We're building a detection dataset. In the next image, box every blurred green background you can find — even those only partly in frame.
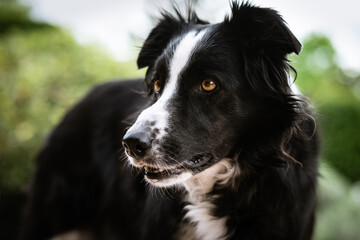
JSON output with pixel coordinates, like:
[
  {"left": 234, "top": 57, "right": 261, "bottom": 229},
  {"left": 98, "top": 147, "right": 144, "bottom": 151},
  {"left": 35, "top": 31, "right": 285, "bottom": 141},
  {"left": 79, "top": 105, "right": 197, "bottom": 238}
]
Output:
[{"left": 0, "top": 0, "right": 359, "bottom": 239}]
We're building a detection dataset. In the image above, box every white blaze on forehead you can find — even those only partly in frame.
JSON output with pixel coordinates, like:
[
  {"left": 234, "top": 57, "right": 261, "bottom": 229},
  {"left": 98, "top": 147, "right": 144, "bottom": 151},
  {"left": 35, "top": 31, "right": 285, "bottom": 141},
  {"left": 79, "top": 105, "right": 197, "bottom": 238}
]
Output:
[
  {"left": 127, "top": 29, "right": 208, "bottom": 140},
  {"left": 165, "top": 29, "right": 208, "bottom": 100}
]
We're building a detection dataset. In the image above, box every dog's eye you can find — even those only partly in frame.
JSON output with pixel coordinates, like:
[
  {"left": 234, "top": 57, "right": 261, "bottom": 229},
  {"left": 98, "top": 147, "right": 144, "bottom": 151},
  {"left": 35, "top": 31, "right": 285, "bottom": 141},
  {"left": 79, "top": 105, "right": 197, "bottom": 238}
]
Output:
[
  {"left": 201, "top": 79, "right": 216, "bottom": 92},
  {"left": 153, "top": 80, "right": 161, "bottom": 93}
]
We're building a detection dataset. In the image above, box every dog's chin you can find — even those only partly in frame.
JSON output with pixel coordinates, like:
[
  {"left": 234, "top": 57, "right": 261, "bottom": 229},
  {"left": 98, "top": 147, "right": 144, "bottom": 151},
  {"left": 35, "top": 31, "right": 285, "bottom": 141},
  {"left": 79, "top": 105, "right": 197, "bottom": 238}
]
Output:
[
  {"left": 145, "top": 170, "right": 193, "bottom": 187},
  {"left": 128, "top": 153, "right": 214, "bottom": 188}
]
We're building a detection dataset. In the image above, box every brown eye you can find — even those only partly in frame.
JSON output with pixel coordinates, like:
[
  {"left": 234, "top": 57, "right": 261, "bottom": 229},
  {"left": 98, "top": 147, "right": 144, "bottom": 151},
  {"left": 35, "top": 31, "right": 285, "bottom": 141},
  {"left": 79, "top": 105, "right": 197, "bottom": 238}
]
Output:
[
  {"left": 154, "top": 80, "right": 161, "bottom": 93},
  {"left": 201, "top": 79, "right": 216, "bottom": 92}
]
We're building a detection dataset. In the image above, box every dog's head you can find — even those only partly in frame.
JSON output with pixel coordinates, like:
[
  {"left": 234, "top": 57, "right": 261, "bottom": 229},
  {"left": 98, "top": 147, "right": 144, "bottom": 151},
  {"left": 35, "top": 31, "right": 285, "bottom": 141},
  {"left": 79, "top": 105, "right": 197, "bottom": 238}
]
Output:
[{"left": 122, "top": 2, "right": 301, "bottom": 187}]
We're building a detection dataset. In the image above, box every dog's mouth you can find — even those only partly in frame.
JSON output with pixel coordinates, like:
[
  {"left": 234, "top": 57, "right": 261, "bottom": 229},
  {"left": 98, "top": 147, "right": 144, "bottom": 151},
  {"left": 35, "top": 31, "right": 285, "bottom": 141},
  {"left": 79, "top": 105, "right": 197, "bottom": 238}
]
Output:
[{"left": 143, "top": 153, "right": 213, "bottom": 181}]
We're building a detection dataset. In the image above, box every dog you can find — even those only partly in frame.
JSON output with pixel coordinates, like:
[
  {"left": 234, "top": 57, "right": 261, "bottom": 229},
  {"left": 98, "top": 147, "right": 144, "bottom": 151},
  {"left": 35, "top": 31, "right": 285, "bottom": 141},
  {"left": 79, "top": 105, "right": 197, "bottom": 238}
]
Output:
[{"left": 21, "top": 2, "right": 319, "bottom": 240}]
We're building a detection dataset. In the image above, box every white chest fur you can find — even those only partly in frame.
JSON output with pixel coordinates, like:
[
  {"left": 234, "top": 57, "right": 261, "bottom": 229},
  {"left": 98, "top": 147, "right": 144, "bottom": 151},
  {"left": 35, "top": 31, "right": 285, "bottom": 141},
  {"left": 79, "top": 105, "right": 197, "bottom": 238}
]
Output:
[{"left": 179, "top": 159, "right": 240, "bottom": 240}]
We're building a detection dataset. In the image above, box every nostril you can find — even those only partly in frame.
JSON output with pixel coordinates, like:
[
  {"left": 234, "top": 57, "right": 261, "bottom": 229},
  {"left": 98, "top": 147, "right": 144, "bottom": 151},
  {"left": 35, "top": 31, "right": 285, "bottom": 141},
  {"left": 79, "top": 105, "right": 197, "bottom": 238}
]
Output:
[
  {"left": 122, "top": 142, "right": 131, "bottom": 155},
  {"left": 122, "top": 132, "right": 153, "bottom": 158},
  {"left": 135, "top": 144, "right": 145, "bottom": 153},
  {"left": 134, "top": 140, "right": 152, "bottom": 154}
]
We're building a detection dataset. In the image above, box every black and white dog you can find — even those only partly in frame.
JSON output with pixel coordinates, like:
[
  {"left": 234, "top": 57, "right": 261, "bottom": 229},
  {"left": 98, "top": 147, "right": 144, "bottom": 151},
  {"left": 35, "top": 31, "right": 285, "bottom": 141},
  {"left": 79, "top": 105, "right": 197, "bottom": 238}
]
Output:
[{"left": 22, "top": 2, "right": 319, "bottom": 240}]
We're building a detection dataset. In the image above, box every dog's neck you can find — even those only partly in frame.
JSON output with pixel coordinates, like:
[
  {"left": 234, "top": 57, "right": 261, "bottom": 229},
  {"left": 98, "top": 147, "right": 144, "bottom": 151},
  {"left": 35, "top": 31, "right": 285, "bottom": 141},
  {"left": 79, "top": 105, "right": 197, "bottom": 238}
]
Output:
[
  {"left": 180, "top": 159, "right": 240, "bottom": 240},
  {"left": 184, "top": 158, "right": 240, "bottom": 197}
]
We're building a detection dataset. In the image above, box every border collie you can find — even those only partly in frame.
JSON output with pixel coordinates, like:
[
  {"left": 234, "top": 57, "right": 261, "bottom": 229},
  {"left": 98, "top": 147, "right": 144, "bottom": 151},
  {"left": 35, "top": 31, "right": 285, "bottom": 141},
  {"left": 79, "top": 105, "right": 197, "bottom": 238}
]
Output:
[{"left": 22, "top": 2, "right": 319, "bottom": 240}]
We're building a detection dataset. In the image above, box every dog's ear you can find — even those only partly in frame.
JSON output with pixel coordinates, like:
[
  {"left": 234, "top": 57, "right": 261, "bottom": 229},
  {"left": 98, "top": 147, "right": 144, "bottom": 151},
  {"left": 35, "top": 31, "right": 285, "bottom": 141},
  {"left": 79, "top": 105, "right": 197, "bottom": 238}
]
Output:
[
  {"left": 224, "top": 2, "right": 301, "bottom": 56},
  {"left": 223, "top": 2, "right": 301, "bottom": 99},
  {"left": 137, "top": 13, "right": 183, "bottom": 69},
  {"left": 137, "top": 9, "right": 208, "bottom": 69}
]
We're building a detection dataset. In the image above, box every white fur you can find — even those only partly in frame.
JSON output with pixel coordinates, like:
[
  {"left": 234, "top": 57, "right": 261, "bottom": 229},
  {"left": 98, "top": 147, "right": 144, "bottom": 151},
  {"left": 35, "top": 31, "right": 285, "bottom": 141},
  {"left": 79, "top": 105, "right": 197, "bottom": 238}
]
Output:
[
  {"left": 146, "top": 171, "right": 193, "bottom": 187},
  {"left": 127, "top": 30, "right": 207, "bottom": 142},
  {"left": 182, "top": 159, "right": 240, "bottom": 240}
]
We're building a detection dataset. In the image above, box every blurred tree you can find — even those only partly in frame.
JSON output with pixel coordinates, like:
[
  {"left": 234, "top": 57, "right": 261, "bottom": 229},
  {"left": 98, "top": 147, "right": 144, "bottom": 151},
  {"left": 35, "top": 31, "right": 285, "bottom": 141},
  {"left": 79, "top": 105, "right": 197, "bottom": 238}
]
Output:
[
  {"left": 291, "top": 34, "right": 360, "bottom": 183},
  {"left": 0, "top": 0, "right": 53, "bottom": 33},
  {"left": 314, "top": 162, "right": 360, "bottom": 240},
  {"left": 0, "top": 28, "right": 141, "bottom": 189},
  {"left": 0, "top": 1, "right": 142, "bottom": 238}
]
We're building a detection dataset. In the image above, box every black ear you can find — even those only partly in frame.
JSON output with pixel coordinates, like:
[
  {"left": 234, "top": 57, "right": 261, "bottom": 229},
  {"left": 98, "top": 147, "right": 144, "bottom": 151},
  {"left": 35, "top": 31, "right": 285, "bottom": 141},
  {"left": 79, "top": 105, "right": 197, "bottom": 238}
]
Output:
[
  {"left": 225, "top": 2, "right": 301, "bottom": 56},
  {"left": 222, "top": 2, "right": 302, "bottom": 99},
  {"left": 137, "top": 9, "right": 208, "bottom": 69}
]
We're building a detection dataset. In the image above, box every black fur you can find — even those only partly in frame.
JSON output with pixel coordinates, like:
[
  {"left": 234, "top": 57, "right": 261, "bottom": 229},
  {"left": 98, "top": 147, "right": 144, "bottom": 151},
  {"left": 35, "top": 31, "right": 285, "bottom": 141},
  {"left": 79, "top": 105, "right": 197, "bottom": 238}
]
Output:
[{"left": 22, "top": 2, "right": 319, "bottom": 240}]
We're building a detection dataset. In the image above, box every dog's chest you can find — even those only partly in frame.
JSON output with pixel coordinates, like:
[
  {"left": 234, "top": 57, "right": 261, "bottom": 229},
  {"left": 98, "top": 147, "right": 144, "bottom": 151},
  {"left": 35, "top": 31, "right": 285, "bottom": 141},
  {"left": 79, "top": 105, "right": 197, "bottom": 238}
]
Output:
[
  {"left": 173, "top": 200, "right": 228, "bottom": 240},
  {"left": 173, "top": 160, "right": 238, "bottom": 240},
  {"left": 181, "top": 200, "right": 228, "bottom": 240}
]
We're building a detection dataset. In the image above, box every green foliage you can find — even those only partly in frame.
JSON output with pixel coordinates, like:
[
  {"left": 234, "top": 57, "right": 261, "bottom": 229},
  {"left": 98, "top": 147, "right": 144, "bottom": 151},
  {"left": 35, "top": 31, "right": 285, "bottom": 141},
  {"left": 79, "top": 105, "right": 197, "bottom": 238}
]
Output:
[
  {"left": 314, "top": 163, "right": 360, "bottom": 240},
  {"left": 320, "top": 104, "right": 360, "bottom": 182},
  {"left": 293, "top": 35, "right": 360, "bottom": 104},
  {"left": 0, "top": 27, "right": 142, "bottom": 190},
  {"left": 0, "top": 0, "right": 53, "bottom": 33},
  {"left": 0, "top": 17, "right": 143, "bottom": 236},
  {"left": 315, "top": 162, "right": 360, "bottom": 240},
  {"left": 291, "top": 34, "right": 360, "bottom": 182}
]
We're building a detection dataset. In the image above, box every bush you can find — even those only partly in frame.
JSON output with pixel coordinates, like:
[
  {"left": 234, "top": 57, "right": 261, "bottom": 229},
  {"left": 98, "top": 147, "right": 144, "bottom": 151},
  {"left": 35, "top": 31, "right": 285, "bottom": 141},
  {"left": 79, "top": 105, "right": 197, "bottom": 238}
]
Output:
[
  {"left": 0, "top": 27, "right": 142, "bottom": 190},
  {"left": 292, "top": 34, "right": 360, "bottom": 182}
]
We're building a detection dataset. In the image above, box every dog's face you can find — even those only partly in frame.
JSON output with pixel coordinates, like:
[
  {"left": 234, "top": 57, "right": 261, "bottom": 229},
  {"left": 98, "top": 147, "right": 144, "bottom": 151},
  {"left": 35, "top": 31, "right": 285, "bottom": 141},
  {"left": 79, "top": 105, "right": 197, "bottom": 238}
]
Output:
[{"left": 122, "top": 2, "right": 301, "bottom": 187}]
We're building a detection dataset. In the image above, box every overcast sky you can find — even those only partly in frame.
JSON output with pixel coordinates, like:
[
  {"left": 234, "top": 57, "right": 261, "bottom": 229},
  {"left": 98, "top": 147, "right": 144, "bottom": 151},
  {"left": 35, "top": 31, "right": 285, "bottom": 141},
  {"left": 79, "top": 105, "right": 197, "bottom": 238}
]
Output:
[{"left": 22, "top": 0, "right": 360, "bottom": 71}]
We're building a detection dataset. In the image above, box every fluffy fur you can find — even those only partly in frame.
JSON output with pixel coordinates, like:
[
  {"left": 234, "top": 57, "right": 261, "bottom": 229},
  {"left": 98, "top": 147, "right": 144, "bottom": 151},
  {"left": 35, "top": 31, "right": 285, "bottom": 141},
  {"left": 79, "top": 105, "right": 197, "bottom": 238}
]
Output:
[{"left": 22, "top": 2, "right": 319, "bottom": 240}]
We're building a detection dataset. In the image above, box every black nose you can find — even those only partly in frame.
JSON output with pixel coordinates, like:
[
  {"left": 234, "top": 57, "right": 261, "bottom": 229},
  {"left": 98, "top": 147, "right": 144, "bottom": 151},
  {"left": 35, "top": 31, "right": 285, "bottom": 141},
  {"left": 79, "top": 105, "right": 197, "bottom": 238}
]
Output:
[{"left": 122, "top": 132, "right": 152, "bottom": 158}]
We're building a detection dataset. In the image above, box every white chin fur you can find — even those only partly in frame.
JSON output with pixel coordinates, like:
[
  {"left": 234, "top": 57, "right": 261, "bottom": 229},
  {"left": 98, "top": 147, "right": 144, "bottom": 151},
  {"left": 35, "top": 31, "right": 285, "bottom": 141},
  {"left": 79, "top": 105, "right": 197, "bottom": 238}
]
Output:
[{"left": 145, "top": 171, "right": 193, "bottom": 187}]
